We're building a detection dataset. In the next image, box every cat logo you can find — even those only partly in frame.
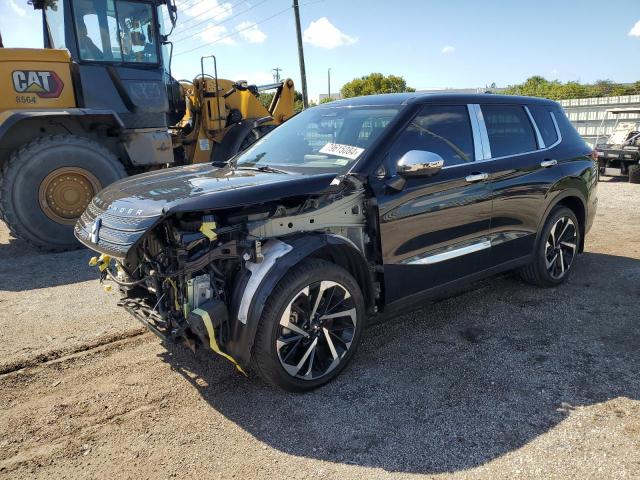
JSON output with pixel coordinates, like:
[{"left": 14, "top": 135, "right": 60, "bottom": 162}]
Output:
[{"left": 12, "top": 70, "right": 64, "bottom": 98}]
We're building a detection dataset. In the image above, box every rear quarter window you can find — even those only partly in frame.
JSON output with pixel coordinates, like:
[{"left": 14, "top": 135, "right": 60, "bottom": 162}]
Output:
[
  {"left": 553, "top": 107, "right": 590, "bottom": 151},
  {"left": 481, "top": 104, "right": 537, "bottom": 157},
  {"left": 528, "top": 105, "right": 558, "bottom": 146}
]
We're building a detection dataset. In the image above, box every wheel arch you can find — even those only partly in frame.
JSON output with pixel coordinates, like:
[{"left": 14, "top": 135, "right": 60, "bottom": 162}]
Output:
[
  {"left": 538, "top": 189, "right": 587, "bottom": 253},
  {"left": 0, "top": 109, "right": 127, "bottom": 168},
  {"left": 226, "top": 233, "right": 375, "bottom": 369}
]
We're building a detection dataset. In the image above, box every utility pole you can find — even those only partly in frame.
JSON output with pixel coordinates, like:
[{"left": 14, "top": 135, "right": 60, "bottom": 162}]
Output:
[
  {"left": 292, "top": 0, "right": 308, "bottom": 108},
  {"left": 272, "top": 67, "right": 282, "bottom": 83},
  {"left": 327, "top": 68, "right": 331, "bottom": 99}
]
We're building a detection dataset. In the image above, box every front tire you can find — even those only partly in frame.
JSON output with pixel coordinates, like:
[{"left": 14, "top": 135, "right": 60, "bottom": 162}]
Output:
[
  {"left": 252, "top": 259, "right": 365, "bottom": 392},
  {"left": 519, "top": 206, "right": 581, "bottom": 287},
  {"left": 0, "top": 135, "right": 127, "bottom": 251}
]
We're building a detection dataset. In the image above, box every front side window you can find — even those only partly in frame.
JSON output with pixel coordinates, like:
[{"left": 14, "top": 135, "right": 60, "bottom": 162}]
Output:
[
  {"left": 235, "top": 106, "right": 401, "bottom": 174},
  {"left": 389, "top": 105, "right": 475, "bottom": 167},
  {"left": 73, "top": 0, "right": 158, "bottom": 63},
  {"left": 528, "top": 105, "right": 558, "bottom": 146},
  {"left": 482, "top": 105, "right": 537, "bottom": 157}
]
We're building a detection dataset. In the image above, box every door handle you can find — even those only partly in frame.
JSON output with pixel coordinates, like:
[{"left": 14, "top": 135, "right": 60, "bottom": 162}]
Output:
[
  {"left": 540, "top": 159, "right": 558, "bottom": 168},
  {"left": 465, "top": 172, "right": 489, "bottom": 182}
]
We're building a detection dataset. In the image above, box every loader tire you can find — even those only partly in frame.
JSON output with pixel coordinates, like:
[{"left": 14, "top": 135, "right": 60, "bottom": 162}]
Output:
[
  {"left": 0, "top": 135, "right": 127, "bottom": 251},
  {"left": 238, "top": 125, "right": 277, "bottom": 152},
  {"left": 628, "top": 164, "right": 640, "bottom": 184}
]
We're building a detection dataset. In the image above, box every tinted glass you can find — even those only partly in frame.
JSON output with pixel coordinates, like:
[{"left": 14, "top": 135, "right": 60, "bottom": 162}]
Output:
[
  {"left": 73, "top": 0, "right": 121, "bottom": 61},
  {"left": 389, "top": 105, "right": 475, "bottom": 166},
  {"left": 482, "top": 105, "right": 537, "bottom": 157},
  {"left": 117, "top": 1, "right": 158, "bottom": 63},
  {"left": 528, "top": 105, "right": 558, "bottom": 146},
  {"left": 73, "top": 0, "right": 158, "bottom": 63},
  {"left": 553, "top": 107, "right": 590, "bottom": 149}
]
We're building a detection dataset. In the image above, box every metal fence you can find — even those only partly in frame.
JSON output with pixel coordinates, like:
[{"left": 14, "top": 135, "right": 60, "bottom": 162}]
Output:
[{"left": 559, "top": 95, "right": 640, "bottom": 147}]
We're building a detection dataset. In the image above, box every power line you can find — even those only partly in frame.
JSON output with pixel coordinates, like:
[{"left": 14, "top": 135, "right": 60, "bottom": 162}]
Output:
[
  {"left": 172, "top": 0, "right": 270, "bottom": 43},
  {"left": 176, "top": 0, "right": 252, "bottom": 35},
  {"left": 174, "top": 5, "right": 291, "bottom": 57},
  {"left": 175, "top": 0, "right": 241, "bottom": 18}
]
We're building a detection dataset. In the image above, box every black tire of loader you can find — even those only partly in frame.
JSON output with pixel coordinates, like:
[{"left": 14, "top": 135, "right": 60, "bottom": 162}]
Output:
[
  {"left": 628, "top": 164, "right": 640, "bottom": 184},
  {"left": 0, "top": 135, "right": 127, "bottom": 251},
  {"left": 238, "top": 125, "right": 277, "bottom": 152}
]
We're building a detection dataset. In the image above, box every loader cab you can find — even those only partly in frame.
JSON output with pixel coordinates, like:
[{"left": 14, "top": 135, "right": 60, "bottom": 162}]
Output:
[{"left": 37, "top": 0, "right": 176, "bottom": 128}]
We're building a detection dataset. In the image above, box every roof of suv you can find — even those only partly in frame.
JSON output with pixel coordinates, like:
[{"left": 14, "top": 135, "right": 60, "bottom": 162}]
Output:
[{"left": 325, "top": 92, "right": 558, "bottom": 107}]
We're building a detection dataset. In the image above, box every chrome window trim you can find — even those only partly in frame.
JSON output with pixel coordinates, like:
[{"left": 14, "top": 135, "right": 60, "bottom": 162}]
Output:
[
  {"left": 549, "top": 111, "right": 563, "bottom": 148},
  {"left": 437, "top": 104, "right": 564, "bottom": 171},
  {"left": 403, "top": 239, "right": 491, "bottom": 265},
  {"left": 475, "top": 105, "right": 492, "bottom": 159},
  {"left": 524, "top": 105, "right": 546, "bottom": 149},
  {"left": 467, "top": 104, "right": 485, "bottom": 162}
]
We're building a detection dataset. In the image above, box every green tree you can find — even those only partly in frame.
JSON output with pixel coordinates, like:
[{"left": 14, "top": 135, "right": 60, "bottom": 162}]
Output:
[
  {"left": 261, "top": 90, "right": 309, "bottom": 113},
  {"left": 320, "top": 97, "right": 335, "bottom": 104},
  {"left": 340, "top": 73, "right": 415, "bottom": 98},
  {"left": 503, "top": 76, "right": 640, "bottom": 100},
  {"left": 258, "top": 92, "right": 274, "bottom": 110}
]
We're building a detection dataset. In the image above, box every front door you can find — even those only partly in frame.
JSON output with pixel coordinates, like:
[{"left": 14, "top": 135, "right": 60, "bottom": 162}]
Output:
[{"left": 374, "top": 104, "right": 493, "bottom": 304}]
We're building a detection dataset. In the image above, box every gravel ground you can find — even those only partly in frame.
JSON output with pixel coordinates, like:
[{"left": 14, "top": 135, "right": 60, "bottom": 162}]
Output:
[{"left": 0, "top": 177, "right": 639, "bottom": 479}]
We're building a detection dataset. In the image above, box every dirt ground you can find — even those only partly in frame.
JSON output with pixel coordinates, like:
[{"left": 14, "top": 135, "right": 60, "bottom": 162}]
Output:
[{"left": 1, "top": 176, "right": 639, "bottom": 480}]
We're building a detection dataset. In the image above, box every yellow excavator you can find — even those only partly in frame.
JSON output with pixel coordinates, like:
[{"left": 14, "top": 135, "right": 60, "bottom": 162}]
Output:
[{"left": 0, "top": 0, "right": 295, "bottom": 250}]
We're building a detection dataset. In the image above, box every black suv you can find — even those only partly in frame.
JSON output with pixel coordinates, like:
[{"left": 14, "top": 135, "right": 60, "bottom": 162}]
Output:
[{"left": 76, "top": 93, "right": 598, "bottom": 391}]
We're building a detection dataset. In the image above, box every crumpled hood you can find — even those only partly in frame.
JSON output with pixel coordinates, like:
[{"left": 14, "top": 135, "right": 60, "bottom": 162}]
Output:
[
  {"left": 75, "top": 163, "right": 338, "bottom": 257},
  {"left": 93, "top": 163, "right": 338, "bottom": 216}
]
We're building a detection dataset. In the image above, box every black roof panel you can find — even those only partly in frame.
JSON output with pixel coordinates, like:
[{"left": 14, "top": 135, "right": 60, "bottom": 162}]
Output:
[{"left": 323, "top": 92, "right": 558, "bottom": 108}]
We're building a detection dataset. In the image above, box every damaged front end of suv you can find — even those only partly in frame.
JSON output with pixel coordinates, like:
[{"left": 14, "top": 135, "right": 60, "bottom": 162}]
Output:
[{"left": 75, "top": 100, "right": 399, "bottom": 390}]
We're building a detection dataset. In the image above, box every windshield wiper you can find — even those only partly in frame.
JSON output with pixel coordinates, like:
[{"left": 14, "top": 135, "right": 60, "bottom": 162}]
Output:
[{"left": 236, "top": 165, "right": 289, "bottom": 174}]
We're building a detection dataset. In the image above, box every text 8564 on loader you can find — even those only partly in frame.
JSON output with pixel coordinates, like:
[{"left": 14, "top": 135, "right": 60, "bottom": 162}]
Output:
[{"left": 0, "top": 0, "right": 295, "bottom": 251}]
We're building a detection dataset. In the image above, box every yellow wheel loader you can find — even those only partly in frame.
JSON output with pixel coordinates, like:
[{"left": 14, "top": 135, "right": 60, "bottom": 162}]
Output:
[{"left": 0, "top": 0, "right": 295, "bottom": 251}]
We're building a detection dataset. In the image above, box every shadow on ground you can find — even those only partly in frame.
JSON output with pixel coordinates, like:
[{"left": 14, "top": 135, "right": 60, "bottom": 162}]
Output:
[
  {"left": 0, "top": 238, "right": 96, "bottom": 291},
  {"left": 158, "top": 251, "right": 640, "bottom": 474}
]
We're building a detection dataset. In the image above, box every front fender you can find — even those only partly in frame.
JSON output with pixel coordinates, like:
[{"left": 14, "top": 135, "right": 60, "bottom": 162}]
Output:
[
  {"left": 225, "top": 233, "right": 370, "bottom": 369},
  {"left": 0, "top": 108, "right": 124, "bottom": 141}
]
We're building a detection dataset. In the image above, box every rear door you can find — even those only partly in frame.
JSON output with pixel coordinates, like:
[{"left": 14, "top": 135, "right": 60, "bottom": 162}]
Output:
[
  {"left": 374, "top": 104, "right": 493, "bottom": 304},
  {"left": 477, "top": 103, "right": 564, "bottom": 265}
]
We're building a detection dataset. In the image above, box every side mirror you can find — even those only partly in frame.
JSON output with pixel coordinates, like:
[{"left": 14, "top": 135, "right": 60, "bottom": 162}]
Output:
[{"left": 397, "top": 150, "right": 445, "bottom": 177}]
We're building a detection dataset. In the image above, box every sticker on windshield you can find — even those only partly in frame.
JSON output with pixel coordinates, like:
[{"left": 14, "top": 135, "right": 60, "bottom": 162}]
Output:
[{"left": 319, "top": 143, "right": 364, "bottom": 160}]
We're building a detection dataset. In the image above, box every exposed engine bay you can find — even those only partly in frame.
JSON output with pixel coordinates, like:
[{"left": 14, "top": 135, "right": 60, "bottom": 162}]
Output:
[{"left": 84, "top": 175, "right": 375, "bottom": 371}]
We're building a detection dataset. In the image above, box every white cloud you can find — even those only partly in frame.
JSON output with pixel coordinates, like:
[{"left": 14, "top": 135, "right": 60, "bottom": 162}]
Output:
[
  {"left": 199, "top": 25, "right": 236, "bottom": 45},
  {"left": 176, "top": 0, "right": 233, "bottom": 20},
  {"left": 8, "top": 0, "right": 27, "bottom": 16},
  {"left": 441, "top": 45, "right": 455, "bottom": 54},
  {"left": 231, "top": 70, "right": 274, "bottom": 85},
  {"left": 629, "top": 20, "right": 640, "bottom": 37},
  {"left": 303, "top": 17, "right": 357, "bottom": 49},
  {"left": 237, "top": 21, "right": 267, "bottom": 44}
]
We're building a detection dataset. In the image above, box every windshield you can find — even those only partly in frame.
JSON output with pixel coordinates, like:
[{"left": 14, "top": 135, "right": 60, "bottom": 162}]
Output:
[{"left": 235, "top": 105, "right": 401, "bottom": 174}]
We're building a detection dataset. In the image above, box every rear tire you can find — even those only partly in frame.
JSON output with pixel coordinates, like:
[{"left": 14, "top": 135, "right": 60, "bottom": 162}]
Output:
[
  {"left": 628, "top": 164, "right": 640, "bottom": 184},
  {"left": 252, "top": 258, "right": 365, "bottom": 392},
  {"left": 519, "top": 206, "right": 581, "bottom": 287},
  {"left": 0, "top": 135, "right": 127, "bottom": 251}
]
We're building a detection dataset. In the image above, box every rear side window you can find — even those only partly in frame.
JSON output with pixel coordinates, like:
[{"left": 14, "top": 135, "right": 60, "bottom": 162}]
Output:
[
  {"left": 528, "top": 105, "right": 558, "bottom": 146},
  {"left": 481, "top": 105, "right": 537, "bottom": 157},
  {"left": 553, "top": 108, "right": 590, "bottom": 150},
  {"left": 389, "top": 105, "right": 475, "bottom": 166}
]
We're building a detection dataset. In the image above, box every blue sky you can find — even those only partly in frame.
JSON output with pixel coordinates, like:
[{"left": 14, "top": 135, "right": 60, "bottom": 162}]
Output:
[{"left": 1, "top": 0, "right": 639, "bottom": 101}]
